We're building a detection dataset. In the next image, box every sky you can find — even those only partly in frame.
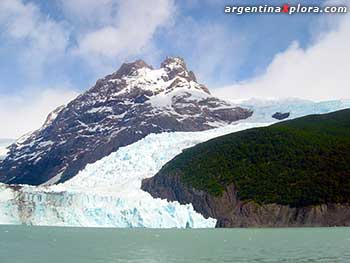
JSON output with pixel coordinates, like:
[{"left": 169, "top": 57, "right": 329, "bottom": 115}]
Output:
[{"left": 0, "top": 0, "right": 349, "bottom": 138}]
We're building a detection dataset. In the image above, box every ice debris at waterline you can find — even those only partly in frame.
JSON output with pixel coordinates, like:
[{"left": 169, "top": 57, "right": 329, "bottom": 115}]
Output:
[{"left": 0, "top": 122, "right": 270, "bottom": 228}]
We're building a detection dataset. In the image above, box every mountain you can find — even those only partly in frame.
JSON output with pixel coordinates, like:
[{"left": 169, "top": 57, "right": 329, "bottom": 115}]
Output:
[
  {"left": 1, "top": 102, "right": 349, "bottom": 228},
  {"left": 142, "top": 109, "right": 350, "bottom": 227},
  {"left": 0, "top": 57, "right": 252, "bottom": 186}
]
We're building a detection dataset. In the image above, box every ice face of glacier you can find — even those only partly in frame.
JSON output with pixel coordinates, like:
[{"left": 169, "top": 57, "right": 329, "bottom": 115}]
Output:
[
  {"left": 0, "top": 122, "right": 270, "bottom": 228},
  {"left": 0, "top": 185, "right": 20, "bottom": 224}
]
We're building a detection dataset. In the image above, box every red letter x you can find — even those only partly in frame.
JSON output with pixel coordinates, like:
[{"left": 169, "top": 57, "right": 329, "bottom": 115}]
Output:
[{"left": 282, "top": 4, "right": 289, "bottom": 13}]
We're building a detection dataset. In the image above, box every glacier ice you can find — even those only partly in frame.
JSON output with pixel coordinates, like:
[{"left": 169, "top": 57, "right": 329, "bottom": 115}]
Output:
[
  {"left": 0, "top": 122, "right": 270, "bottom": 228},
  {"left": 240, "top": 98, "right": 350, "bottom": 123},
  {"left": 0, "top": 98, "right": 349, "bottom": 228}
]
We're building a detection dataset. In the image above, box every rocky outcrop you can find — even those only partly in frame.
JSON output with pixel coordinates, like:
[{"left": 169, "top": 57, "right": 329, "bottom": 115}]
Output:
[
  {"left": 272, "top": 112, "right": 290, "bottom": 120},
  {"left": 142, "top": 173, "right": 350, "bottom": 227},
  {"left": 0, "top": 57, "right": 252, "bottom": 186}
]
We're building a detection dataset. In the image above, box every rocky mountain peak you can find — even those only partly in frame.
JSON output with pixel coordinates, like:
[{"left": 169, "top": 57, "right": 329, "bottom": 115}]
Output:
[
  {"left": 161, "top": 56, "right": 186, "bottom": 69},
  {"left": 42, "top": 105, "right": 65, "bottom": 128},
  {"left": 160, "top": 56, "right": 197, "bottom": 82},
  {"left": 110, "top": 59, "right": 153, "bottom": 79}
]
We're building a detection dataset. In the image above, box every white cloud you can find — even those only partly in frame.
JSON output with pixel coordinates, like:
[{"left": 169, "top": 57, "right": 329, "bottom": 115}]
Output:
[
  {"left": 162, "top": 14, "right": 247, "bottom": 87},
  {"left": 0, "top": 0, "right": 176, "bottom": 139},
  {"left": 0, "top": 0, "right": 176, "bottom": 78},
  {"left": 59, "top": 0, "right": 117, "bottom": 27},
  {"left": 0, "top": 0, "right": 78, "bottom": 139},
  {"left": 185, "top": 22, "right": 245, "bottom": 86},
  {"left": 213, "top": 15, "right": 350, "bottom": 102},
  {"left": 0, "top": 0, "right": 70, "bottom": 78},
  {"left": 0, "top": 89, "right": 78, "bottom": 139},
  {"left": 73, "top": 0, "right": 175, "bottom": 66}
]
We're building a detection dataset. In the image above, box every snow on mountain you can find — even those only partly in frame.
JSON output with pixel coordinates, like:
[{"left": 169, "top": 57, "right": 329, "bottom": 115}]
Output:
[
  {"left": 0, "top": 148, "right": 8, "bottom": 161},
  {"left": 0, "top": 122, "right": 270, "bottom": 228},
  {"left": 0, "top": 57, "right": 252, "bottom": 186},
  {"left": 0, "top": 139, "right": 14, "bottom": 161}
]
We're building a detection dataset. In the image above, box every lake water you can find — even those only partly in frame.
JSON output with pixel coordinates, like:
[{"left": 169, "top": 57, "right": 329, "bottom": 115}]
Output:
[{"left": 1, "top": 226, "right": 350, "bottom": 263}]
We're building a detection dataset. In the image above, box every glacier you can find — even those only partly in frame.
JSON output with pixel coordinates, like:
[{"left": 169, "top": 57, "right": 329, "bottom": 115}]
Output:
[
  {"left": 239, "top": 98, "right": 350, "bottom": 122},
  {"left": 0, "top": 99, "right": 349, "bottom": 228},
  {"left": 0, "top": 122, "right": 270, "bottom": 228}
]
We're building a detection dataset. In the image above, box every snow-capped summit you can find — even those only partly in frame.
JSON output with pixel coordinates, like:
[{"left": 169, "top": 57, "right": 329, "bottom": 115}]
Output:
[
  {"left": 0, "top": 57, "right": 252, "bottom": 186},
  {"left": 105, "top": 59, "right": 153, "bottom": 81},
  {"left": 160, "top": 57, "right": 199, "bottom": 84}
]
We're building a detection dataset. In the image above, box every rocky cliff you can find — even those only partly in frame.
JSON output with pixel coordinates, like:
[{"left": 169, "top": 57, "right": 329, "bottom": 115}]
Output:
[{"left": 142, "top": 173, "right": 350, "bottom": 227}]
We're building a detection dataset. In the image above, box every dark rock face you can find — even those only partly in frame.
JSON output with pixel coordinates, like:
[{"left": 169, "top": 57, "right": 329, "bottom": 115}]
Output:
[
  {"left": 272, "top": 112, "right": 290, "bottom": 120},
  {"left": 0, "top": 57, "right": 252, "bottom": 185},
  {"left": 142, "top": 173, "right": 350, "bottom": 227}
]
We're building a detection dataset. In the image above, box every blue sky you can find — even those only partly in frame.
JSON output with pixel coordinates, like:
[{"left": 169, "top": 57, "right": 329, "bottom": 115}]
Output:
[
  {"left": 0, "top": 0, "right": 349, "bottom": 137},
  {"left": 0, "top": 0, "right": 333, "bottom": 92}
]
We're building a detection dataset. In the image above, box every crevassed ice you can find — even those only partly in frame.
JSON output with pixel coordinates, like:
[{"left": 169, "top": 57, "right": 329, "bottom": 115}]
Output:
[{"left": 0, "top": 122, "right": 270, "bottom": 228}]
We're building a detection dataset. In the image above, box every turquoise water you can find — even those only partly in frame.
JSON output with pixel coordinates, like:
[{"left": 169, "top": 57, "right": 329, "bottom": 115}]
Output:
[{"left": 1, "top": 226, "right": 350, "bottom": 262}]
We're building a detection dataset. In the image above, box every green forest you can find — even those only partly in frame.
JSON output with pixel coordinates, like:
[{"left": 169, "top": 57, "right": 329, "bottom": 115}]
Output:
[{"left": 160, "top": 109, "right": 350, "bottom": 207}]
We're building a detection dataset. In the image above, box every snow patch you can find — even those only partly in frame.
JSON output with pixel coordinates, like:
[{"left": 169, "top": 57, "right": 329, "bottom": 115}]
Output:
[
  {"left": 0, "top": 147, "right": 9, "bottom": 161},
  {"left": 0, "top": 140, "right": 13, "bottom": 161},
  {"left": 148, "top": 87, "right": 211, "bottom": 109},
  {"left": 87, "top": 106, "right": 113, "bottom": 114}
]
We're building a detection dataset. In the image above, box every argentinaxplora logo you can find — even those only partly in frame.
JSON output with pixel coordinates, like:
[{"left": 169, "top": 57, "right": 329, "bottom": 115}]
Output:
[{"left": 225, "top": 3, "right": 348, "bottom": 15}]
